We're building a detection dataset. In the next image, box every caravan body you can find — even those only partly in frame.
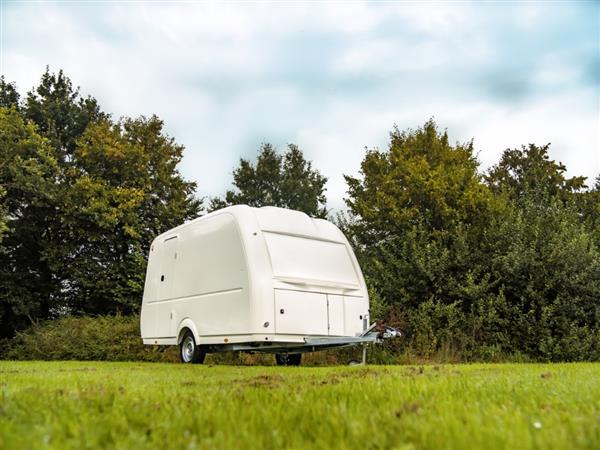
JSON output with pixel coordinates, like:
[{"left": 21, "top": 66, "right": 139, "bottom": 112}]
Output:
[{"left": 140, "top": 205, "right": 370, "bottom": 357}]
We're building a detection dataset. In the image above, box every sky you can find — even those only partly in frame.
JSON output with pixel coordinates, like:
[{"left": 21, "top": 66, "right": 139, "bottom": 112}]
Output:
[{"left": 2, "top": 1, "right": 599, "bottom": 211}]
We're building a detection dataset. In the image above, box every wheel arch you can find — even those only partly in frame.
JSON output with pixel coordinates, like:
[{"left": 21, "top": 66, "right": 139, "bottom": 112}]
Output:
[{"left": 177, "top": 318, "right": 200, "bottom": 345}]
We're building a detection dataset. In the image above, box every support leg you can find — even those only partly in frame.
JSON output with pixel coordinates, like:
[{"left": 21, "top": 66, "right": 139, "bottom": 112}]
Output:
[{"left": 361, "top": 343, "right": 367, "bottom": 365}]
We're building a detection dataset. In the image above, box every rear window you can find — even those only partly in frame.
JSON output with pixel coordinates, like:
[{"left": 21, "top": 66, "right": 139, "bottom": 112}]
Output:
[{"left": 263, "top": 232, "right": 359, "bottom": 287}]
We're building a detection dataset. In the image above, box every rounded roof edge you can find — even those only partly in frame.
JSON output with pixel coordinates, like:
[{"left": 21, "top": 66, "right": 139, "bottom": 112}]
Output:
[
  {"left": 151, "top": 205, "right": 251, "bottom": 242},
  {"left": 152, "top": 205, "right": 344, "bottom": 243}
]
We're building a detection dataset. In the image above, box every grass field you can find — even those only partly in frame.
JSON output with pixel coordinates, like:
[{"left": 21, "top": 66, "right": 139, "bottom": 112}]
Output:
[{"left": 1, "top": 361, "right": 599, "bottom": 450}]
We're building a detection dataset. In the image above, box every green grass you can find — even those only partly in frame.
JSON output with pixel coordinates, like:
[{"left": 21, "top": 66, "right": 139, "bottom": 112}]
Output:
[{"left": 1, "top": 362, "right": 599, "bottom": 450}]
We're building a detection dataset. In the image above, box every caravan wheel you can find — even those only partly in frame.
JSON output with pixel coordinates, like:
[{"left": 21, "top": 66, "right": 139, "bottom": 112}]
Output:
[
  {"left": 275, "top": 353, "right": 302, "bottom": 366},
  {"left": 179, "top": 330, "right": 206, "bottom": 364}
]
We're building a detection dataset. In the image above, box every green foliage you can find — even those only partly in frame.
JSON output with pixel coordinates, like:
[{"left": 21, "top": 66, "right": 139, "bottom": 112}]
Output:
[
  {"left": 58, "top": 117, "right": 201, "bottom": 315},
  {"left": 211, "top": 142, "right": 328, "bottom": 217},
  {"left": 2, "top": 362, "right": 599, "bottom": 450},
  {"left": 0, "top": 186, "right": 7, "bottom": 244},
  {"left": 23, "top": 68, "right": 108, "bottom": 160},
  {"left": 485, "top": 143, "right": 587, "bottom": 203},
  {"left": 345, "top": 119, "right": 600, "bottom": 362},
  {"left": 0, "top": 77, "right": 19, "bottom": 108},
  {"left": 486, "top": 200, "right": 600, "bottom": 361},
  {"left": 0, "top": 107, "right": 61, "bottom": 337},
  {"left": 345, "top": 119, "right": 498, "bottom": 242},
  {"left": 578, "top": 176, "right": 600, "bottom": 247},
  {"left": 1, "top": 315, "right": 176, "bottom": 362},
  {"left": 0, "top": 70, "right": 201, "bottom": 337}
]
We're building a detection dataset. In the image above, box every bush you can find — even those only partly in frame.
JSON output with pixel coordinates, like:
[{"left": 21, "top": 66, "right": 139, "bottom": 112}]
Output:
[
  {"left": 1, "top": 314, "right": 178, "bottom": 362},
  {"left": 0, "top": 315, "right": 370, "bottom": 365}
]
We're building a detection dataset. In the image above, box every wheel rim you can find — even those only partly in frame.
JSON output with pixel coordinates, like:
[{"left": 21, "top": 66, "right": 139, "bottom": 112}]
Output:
[{"left": 182, "top": 336, "right": 195, "bottom": 362}]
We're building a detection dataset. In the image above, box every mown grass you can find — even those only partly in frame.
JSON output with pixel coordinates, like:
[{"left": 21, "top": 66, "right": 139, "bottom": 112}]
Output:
[{"left": 0, "top": 361, "right": 598, "bottom": 450}]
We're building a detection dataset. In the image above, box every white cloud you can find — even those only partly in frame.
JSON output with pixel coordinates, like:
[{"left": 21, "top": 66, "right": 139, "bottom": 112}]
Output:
[{"left": 2, "top": 1, "right": 598, "bottom": 213}]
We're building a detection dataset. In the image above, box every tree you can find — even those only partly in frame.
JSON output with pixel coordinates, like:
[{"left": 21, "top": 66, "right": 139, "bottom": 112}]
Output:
[
  {"left": 0, "top": 106, "right": 61, "bottom": 337},
  {"left": 0, "top": 186, "right": 7, "bottom": 244},
  {"left": 0, "top": 77, "right": 19, "bottom": 109},
  {"left": 0, "top": 70, "right": 201, "bottom": 337},
  {"left": 345, "top": 119, "right": 498, "bottom": 244},
  {"left": 579, "top": 175, "right": 600, "bottom": 244},
  {"left": 485, "top": 143, "right": 587, "bottom": 203},
  {"left": 343, "top": 120, "right": 500, "bottom": 353},
  {"left": 344, "top": 120, "right": 600, "bottom": 361},
  {"left": 23, "top": 68, "right": 107, "bottom": 162},
  {"left": 211, "top": 143, "right": 328, "bottom": 218},
  {"left": 59, "top": 116, "right": 201, "bottom": 315}
]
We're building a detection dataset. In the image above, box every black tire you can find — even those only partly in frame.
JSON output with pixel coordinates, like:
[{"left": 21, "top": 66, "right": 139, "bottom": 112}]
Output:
[
  {"left": 179, "top": 330, "right": 206, "bottom": 364},
  {"left": 275, "top": 353, "right": 302, "bottom": 366}
]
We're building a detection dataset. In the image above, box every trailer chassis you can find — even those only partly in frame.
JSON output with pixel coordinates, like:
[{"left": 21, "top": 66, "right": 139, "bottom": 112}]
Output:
[{"left": 205, "top": 324, "right": 401, "bottom": 357}]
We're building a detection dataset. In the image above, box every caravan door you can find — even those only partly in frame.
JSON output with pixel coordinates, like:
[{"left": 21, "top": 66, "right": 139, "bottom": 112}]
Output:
[{"left": 155, "top": 236, "right": 178, "bottom": 337}]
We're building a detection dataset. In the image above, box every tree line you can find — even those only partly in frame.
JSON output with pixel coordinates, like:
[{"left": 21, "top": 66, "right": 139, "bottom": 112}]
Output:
[{"left": 1, "top": 69, "right": 598, "bottom": 361}]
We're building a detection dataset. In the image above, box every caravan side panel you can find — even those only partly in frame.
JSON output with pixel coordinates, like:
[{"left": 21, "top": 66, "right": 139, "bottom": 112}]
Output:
[
  {"left": 173, "top": 213, "right": 251, "bottom": 339},
  {"left": 143, "top": 213, "right": 251, "bottom": 341}
]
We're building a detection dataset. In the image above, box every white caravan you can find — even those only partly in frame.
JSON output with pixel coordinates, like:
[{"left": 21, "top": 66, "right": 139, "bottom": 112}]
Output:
[{"left": 140, "top": 205, "right": 397, "bottom": 365}]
